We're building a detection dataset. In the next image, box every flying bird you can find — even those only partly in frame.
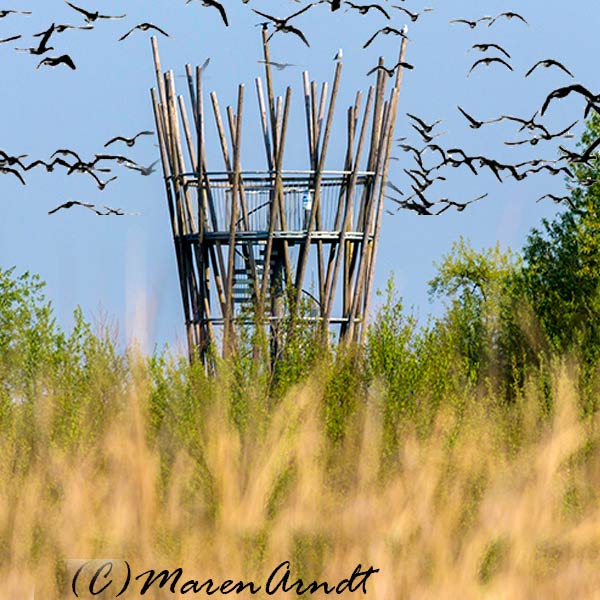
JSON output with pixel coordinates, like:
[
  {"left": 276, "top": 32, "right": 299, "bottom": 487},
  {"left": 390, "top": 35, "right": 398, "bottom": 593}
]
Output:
[
  {"left": 34, "top": 23, "right": 94, "bottom": 36},
  {"left": 540, "top": 84, "right": 600, "bottom": 116},
  {"left": 406, "top": 113, "right": 441, "bottom": 133},
  {"left": 252, "top": 5, "right": 313, "bottom": 46},
  {"left": 24, "top": 157, "right": 71, "bottom": 172},
  {"left": 0, "top": 150, "right": 28, "bottom": 169},
  {"left": 185, "top": 0, "right": 229, "bottom": 27},
  {"left": 456, "top": 105, "right": 501, "bottom": 129},
  {"left": 257, "top": 60, "right": 300, "bottom": 71},
  {"left": 525, "top": 59, "right": 574, "bottom": 78},
  {"left": 37, "top": 54, "right": 76, "bottom": 70},
  {"left": 104, "top": 131, "right": 154, "bottom": 148},
  {"left": 0, "top": 35, "right": 21, "bottom": 43},
  {"left": 449, "top": 16, "right": 492, "bottom": 29},
  {"left": 102, "top": 205, "right": 141, "bottom": 216},
  {"left": 367, "top": 61, "right": 414, "bottom": 77},
  {"left": 391, "top": 6, "right": 432, "bottom": 22},
  {"left": 0, "top": 10, "right": 32, "bottom": 18},
  {"left": 51, "top": 148, "right": 83, "bottom": 162},
  {"left": 48, "top": 200, "right": 101, "bottom": 215},
  {"left": 65, "top": 1, "right": 126, "bottom": 22},
  {"left": 469, "top": 43, "right": 511, "bottom": 59},
  {"left": 488, "top": 11, "right": 528, "bottom": 27},
  {"left": 410, "top": 123, "right": 446, "bottom": 143},
  {"left": 467, "top": 56, "right": 513, "bottom": 77},
  {"left": 346, "top": 2, "right": 390, "bottom": 19},
  {"left": 119, "top": 23, "right": 169, "bottom": 41},
  {"left": 435, "top": 193, "right": 488, "bottom": 215},
  {"left": 557, "top": 135, "right": 600, "bottom": 165},
  {"left": 363, "top": 26, "right": 410, "bottom": 49},
  {"left": 123, "top": 160, "right": 160, "bottom": 176},
  {"left": 536, "top": 194, "right": 577, "bottom": 211},
  {"left": 16, "top": 23, "right": 55, "bottom": 55},
  {"left": 0, "top": 166, "right": 25, "bottom": 185}
]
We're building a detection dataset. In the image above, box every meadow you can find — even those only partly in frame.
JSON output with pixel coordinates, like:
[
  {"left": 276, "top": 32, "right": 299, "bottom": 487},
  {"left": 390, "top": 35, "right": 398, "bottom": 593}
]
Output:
[{"left": 2, "top": 258, "right": 600, "bottom": 598}]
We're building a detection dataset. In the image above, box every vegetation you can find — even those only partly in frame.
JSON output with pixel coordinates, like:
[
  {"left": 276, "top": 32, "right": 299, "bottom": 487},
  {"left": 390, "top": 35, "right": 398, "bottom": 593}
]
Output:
[{"left": 1, "top": 116, "right": 600, "bottom": 597}]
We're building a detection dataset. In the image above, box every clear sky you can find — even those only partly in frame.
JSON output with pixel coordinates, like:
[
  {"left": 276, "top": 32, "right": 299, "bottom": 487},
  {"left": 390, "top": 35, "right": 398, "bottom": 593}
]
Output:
[{"left": 0, "top": 0, "right": 597, "bottom": 355}]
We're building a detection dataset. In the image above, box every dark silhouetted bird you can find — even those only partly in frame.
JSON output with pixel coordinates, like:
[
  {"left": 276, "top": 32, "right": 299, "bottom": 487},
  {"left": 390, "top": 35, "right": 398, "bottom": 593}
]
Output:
[
  {"left": 37, "top": 54, "right": 76, "bottom": 70},
  {"left": 449, "top": 16, "right": 492, "bottom": 29},
  {"left": 363, "top": 26, "right": 410, "bottom": 49},
  {"left": 391, "top": 5, "right": 432, "bottom": 22},
  {"left": 467, "top": 56, "right": 513, "bottom": 77},
  {"left": 367, "top": 61, "right": 413, "bottom": 77},
  {"left": 540, "top": 84, "right": 600, "bottom": 116},
  {"left": 119, "top": 23, "right": 169, "bottom": 41},
  {"left": 104, "top": 131, "right": 154, "bottom": 148},
  {"left": 252, "top": 5, "right": 313, "bottom": 46},
  {"left": 346, "top": 2, "right": 390, "bottom": 19},
  {"left": 469, "top": 43, "right": 511, "bottom": 59},
  {"left": 185, "top": 0, "right": 229, "bottom": 26},
  {"left": 48, "top": 200, "right": 101, "bottom": 214},
  {"left": 488, "top": 11, "right": 528, "bottom": 27},
  {"left": 525, "top": 59, "right": 574, "bottom": 78},
  {"left": 65, "top": 1, "right": 126, "bottom": 22}
]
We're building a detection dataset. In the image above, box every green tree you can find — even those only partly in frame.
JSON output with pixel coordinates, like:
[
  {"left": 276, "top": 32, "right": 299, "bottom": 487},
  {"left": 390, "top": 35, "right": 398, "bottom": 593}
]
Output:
[
  {"left": 519, "top": 113, "right": 600, "bottom": 361},
  {"left": 428, "top": 237, "right": 520, "bottom": 382}
]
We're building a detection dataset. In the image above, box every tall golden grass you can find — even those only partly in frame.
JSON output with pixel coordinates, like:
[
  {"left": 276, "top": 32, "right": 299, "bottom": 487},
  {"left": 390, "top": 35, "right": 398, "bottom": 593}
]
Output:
[{"left": 2, "top": 357, "right": 600, "bottom": 599}]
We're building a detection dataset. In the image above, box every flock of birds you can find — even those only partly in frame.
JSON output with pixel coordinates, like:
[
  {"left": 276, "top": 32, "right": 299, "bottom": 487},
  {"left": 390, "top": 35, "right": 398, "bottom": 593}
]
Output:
[
  {"left": 0, "top": 2, "right": 599, "bottom": 218},
  {"left": 0, "top": 130, "right": 157, "bottom": 214}
]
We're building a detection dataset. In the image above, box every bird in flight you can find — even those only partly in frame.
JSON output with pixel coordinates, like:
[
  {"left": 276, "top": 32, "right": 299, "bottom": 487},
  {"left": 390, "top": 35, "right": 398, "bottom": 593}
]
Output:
[
  {"left": 34, "top": 23, "right": 94, "bottom": 37},
  {"left": 363, "top": 26, "right": 410, "bottom": 49},
  {"left": 0, "top": 10, "right": 31, "bottom": 18},
  {"left": 0, "top": 150, "right": 28, "bottom": 169},
  {"left": 467, "top": 56, "right": 513, "bottom": 77},
  {"left": 24, "top": 157, "right": 71, "bottom": 172},
  {"left": 48, "top": 200, "right": 102, "bottom": 215},
  {"left": 123, "top": 160, "right": 160, "bottom": 176},
  {"left": 558, "top": 135, "right": 600, "bottom": 165},
  {"left": 65, "top": 2, "right": 126, "bottom": 22},
  {"left": 367, "top": 61, "right": 414, "bottom": 77},
  {"left": 104, "top": 131, "right": 154, "bottom": 148},
  {"left": 51, "top": 148, "right": 83, "bottom": 162},
  {"left": 525, "top": 59, "right": 574, "bottom": 78},
  {"left": 456, "top": 106, "right": 501, "bottom": 129},
  {"left": 16, "top": 23, "right": 55, "bottom": 55},
  {"left": 536, "top": 194, "right": 577, "bottom": 211},
  {"left": 102, "top": 205, "right": 141, "bottom": 216},
  {"left": 119, "top": 23, "right": 169, "bottom": 41},
  {"left": 257, "top": 60, "right": 300, "bottom": 71},
  {"left": 252, "top": 5, "right": 313, "bottom": 46},
  {"left": 449, "top": 16, "right": 492, "bottom": 29},
  {"left": 0, "top": 166, "right": 25, "bottom": 185},
  {"left": 186, "top": 0, "right": 229, "bottom": 27},
  {"left": 406, "top": 113, "right": 441, "bottom": 133},
  {"left": 0, "top": 34, "right": 21, "bottom": 43},
  {"left": 391, "top": 6, "right": 432, "bottom": 22},
  {"left": 410, "top": 123, "right": 446, "bottom": 144},
  {"left": 469, "top": 43, "right": 511, "bottom": 59},
  {"left": 37, "top": 54, "right": 76, "bottom": 70},
  {"left": 488, "top": 11, "right": 528, "bottom": 27},
  {"left": 435, "top": 193, "right": 488, "bottom": 215},
  {"left": 345, "top": 2, "right": 390, "bottom": 19},
  {"left": 540, "top": 84, "right": 600, "bottom": 116}
]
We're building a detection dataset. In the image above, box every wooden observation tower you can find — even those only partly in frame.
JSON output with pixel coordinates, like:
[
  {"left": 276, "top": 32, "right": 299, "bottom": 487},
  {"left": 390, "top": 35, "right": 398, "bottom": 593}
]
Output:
[{"left": 149, "top": 33, "right": 408, "bottom": 364}]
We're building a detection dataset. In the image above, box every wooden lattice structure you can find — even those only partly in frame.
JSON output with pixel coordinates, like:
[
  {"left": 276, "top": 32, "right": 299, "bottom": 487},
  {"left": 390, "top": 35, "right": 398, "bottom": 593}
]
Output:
[{"left": 149, "top": 33, "right": 408, "bottom": 363}]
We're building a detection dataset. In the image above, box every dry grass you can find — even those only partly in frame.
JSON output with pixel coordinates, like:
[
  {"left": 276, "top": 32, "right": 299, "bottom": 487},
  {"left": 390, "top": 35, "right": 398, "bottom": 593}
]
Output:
[{"left": 2, "top": 359, "right": 600, "bottom": 599}]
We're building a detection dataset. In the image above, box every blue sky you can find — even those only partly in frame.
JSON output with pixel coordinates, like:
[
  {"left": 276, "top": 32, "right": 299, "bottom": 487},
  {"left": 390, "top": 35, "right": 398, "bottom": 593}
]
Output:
[{"left": 0, "top": 0, "right": 597, "bottom": 355}]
